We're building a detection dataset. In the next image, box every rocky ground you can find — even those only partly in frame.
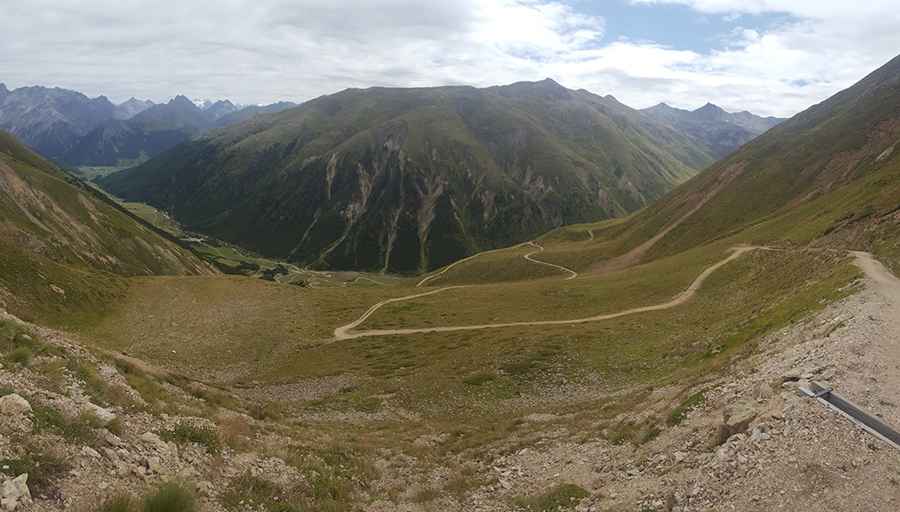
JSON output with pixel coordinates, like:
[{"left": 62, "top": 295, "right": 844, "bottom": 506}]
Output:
[{"left": 2, "top": 260, "right": 900, "bottom": 512}]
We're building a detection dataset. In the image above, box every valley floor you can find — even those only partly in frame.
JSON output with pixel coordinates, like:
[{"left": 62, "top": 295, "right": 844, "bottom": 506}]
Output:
[{"left": 1, "top": 249, "right": 899, "bottom": 511}]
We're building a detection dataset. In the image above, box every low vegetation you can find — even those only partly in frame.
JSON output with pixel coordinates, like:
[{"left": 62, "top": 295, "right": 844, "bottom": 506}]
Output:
[
  {"left": 513, "top": 483, "right": 589, "bottom": 511},
  {"left": 159, "top": 423, "right": 221, "bottom": 455}
]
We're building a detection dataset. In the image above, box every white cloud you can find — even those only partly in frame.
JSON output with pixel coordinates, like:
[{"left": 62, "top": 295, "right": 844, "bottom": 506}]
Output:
[{"left": 0, "top": 0, "right": 898, "bottom": 117}]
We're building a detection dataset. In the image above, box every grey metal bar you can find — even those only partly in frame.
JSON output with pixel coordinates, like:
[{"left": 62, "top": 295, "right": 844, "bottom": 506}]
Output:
[{"left": 801, "top": 381, "right": 900, "bottom": 450}]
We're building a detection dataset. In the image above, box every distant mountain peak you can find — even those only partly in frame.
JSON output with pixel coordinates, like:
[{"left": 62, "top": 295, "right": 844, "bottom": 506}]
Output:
[
  {"left": 169, "top": 95, "right": 199, "bottom": 109},
  {"left": 694, "top": 102, "right": 727, "bottom": 115}
]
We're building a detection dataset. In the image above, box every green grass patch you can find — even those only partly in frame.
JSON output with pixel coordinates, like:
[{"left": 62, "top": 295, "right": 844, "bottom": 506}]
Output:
[
  {"left": 143, "top": 482, "right": 197, "bottom": 512},
  {"left": 159, "top": 423, "right": 221, "bottom": 455},
  {"left": 31, "top": 404, "right": 100, "bottom": 445},
  {"left": 513, "top": 483, "right": 589, "bottom": 511}
]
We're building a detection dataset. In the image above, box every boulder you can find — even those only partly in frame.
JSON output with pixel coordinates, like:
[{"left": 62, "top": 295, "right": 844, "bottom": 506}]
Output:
[
  {"left": 1, "top": 474, "right": 32, "bottom": 511},
  {"left": 715, "top": 403, "right": 757, "bottom": 445},
  {"left": 0, "top": 395, "right": 30, "bottom": 416}
]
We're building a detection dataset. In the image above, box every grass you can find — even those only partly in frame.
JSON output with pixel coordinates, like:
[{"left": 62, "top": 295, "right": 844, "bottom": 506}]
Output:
[
  {"left": 513, "top": 483, "right": 589, "bottom": 511},
  {"left": 31, "top": 404, "right": 100, "bottom": 445},
  {"left": 88, "top": 483, "right": 196, "bottom": 512},
  {"left": 142, "top": 482, "right": 197, "bottom": 512},
  {"left": 96, "top": 494, "right": 139, "bottom": 512},
  {"left": 159, "top": 423, "right": 221, "bottom": 455},
  {"left": 220, "top": 473, "right": 291, "bottom": 511}
]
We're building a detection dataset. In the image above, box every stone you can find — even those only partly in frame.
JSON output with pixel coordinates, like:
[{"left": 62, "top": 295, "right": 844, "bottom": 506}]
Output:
[
  {"left": 141, "top": 432, "right": 169, "bottom": 453},
  {"left": 82, "top": 446, "right": 102, "bottom": 459},
  {"left": 84, "top": 403, "right": 116, "bottom": 426},
  {"left": 674, "top": 451, "right": 688, "bottom": 463},
  {"left": 716, "top": 404, "right": 758, "bottom": 445},
  {"left": 1, "top": 474, "right": 32, "bottom": 511},
  {"left": 0, "top": 395, "right": 31, "bottom": 416}
]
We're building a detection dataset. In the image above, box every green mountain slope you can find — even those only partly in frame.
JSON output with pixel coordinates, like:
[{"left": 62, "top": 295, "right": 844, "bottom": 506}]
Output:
[
  {"left": 0, "top": 131, "right": 210, "bottom": 326},
  {"left": 101, "top": 79, "right": 716, "bottom": 273},
  {"left": 591, "top": 54, "right": 900, "bottom": 270}
]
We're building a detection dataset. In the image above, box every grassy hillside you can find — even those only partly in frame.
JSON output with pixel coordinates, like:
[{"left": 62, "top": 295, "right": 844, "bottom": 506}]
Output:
[
  {"left": 0, "top": 131, "right": 210, "bottom": 326},
  {"left": 602, "top": 54, "right": 900, "bottom": 267},
  {"left": 100, "top": 79, "right": 716, "bottom": 273}
]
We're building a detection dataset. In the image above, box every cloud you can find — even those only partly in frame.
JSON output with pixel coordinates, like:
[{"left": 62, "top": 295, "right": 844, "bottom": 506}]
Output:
[{"left": 0, "top": 0, "right": 898, "bottom": 117}]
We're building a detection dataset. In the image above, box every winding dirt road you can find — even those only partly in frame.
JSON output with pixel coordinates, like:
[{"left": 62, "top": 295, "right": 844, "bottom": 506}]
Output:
[
  {"left": 523, "top": 241, "right": 578, "bottom": 280},
  {"left": 416, "top": 240, "right": 577, "bottom": 287},
  {"left": 333, "top": 245, "right": 759, "bottom": 340}
]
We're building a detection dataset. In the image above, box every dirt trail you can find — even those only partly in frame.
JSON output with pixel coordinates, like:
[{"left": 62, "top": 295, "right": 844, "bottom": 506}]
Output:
[
  {"left": 523, "top": 241, "right": 578, "bottom": 280},
  {"left": 415, "top": 243, "right": 528, "bottom": 287},
  {"left": 416, "top": 240, "right": 577, "bottom": 287},
  {"left": 592, "top": 163, "right": 744, "bottom": 274},
  {"left": 333, "top": 246, "right": 758, "bottom": 340},
  {"left": 852, "top": 250, "right": 900, "bottom": 392}
]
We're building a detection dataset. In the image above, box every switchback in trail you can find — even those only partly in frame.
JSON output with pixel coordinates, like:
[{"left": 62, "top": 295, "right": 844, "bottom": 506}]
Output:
[{"left": 334, "top": 246, "right": 761, "bottom": 341}]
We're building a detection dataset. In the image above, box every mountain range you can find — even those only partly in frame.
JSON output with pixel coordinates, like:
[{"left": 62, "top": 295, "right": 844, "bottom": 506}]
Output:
[
  {"left": 641, "top": 102, "right": 784, "bottom": 158},
  {"left": 102, "top": 79, "right": 739, "bottom": 273},
  {"left": 0, "top": 84, "right": 296, "bottom": 167}
]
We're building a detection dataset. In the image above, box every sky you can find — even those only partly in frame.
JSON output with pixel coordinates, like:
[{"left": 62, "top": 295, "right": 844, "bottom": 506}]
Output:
[{"left": 2, "top": 0, "right": 899, "bottom": 117}]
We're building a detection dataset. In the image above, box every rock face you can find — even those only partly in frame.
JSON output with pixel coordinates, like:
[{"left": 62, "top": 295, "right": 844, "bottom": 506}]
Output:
[
  {"left": 0, "top": 86, "right": 116, "bottom": 161},
  {"left": 101, "top": 79, "right": 718, "bottom": 273},
  {"left": 1, "top": 474, "right": 32, "bottom": 511}
]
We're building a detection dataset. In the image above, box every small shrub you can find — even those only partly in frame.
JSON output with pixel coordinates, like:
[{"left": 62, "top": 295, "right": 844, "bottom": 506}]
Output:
[
  {"left": 107, "top": 416, "right": 125, "bottom": 436},
  {"left": 9, "top": 346, "right": 32, "bottom": 366},
  {"left": 513, "top": 483, "right": 589, "bottom": 511},
  {"left": 159, "top": 423, "right": 221, "bottom": 455},
  {"left": 143, "top": 482, "right": 196, "bottom": 512}
]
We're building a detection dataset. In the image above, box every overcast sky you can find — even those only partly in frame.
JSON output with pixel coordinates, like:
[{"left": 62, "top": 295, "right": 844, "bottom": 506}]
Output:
[{"left": 2, "top": 0, "right": 899, "bottom": 117}]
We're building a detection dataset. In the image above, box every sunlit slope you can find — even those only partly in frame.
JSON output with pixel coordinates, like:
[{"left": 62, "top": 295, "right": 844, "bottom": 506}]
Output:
[{"left": 0, "top": 131, "right": 209, "bottom": 326}]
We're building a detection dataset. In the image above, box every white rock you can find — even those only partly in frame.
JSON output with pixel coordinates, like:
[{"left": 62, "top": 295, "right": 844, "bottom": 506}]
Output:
[
  {"left": 84, "top": 403, "right": 116, "bottom": 425},
  {"left": 1, "top": 474, "right": 32, "bottom": 511},
  {"left": 0, "top": 395, "right": 31, "bottom": 416}
]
